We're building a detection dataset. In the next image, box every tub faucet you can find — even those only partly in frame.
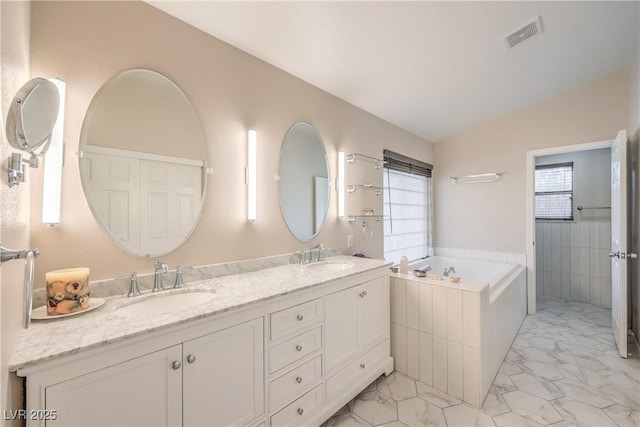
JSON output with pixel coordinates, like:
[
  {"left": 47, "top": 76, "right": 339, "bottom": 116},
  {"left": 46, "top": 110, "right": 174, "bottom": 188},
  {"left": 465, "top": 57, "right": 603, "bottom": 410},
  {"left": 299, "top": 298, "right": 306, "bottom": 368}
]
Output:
[
  {"left": 153, "top": 260, "right": 168, "bottom": 292},
  {"left": 443, "top": 266, "right": 456, "bottom": 277}
]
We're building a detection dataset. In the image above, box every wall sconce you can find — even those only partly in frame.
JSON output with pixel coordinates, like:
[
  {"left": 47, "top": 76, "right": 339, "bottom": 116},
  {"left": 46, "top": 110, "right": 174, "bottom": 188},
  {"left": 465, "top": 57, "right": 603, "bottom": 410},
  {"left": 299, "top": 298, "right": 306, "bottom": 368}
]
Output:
[
  {"left": 337, "top": 151, "right": 345, "bottom": 218},
  {"left": 42, "top": 78, "right": 65, "bottom": 226},
  {"left": 247, "top": 129, "right": 257, "bottom": 221}
]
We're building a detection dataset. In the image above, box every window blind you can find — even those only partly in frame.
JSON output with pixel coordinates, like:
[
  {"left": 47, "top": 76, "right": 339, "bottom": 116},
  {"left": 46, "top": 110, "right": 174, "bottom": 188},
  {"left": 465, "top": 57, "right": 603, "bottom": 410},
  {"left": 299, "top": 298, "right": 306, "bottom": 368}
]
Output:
[
  {"left": 383, "top": 150, "right": 433, "bottom": 266},
  {"left": 535, "top": 162, "right": 574, "bottom": 220}
]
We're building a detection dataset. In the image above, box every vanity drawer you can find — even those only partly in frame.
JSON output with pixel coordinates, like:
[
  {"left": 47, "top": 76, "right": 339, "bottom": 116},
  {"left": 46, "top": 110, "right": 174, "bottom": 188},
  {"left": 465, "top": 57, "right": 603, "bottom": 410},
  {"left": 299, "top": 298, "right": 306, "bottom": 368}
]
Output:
[
  {"left": 270, "top": 383, "right": 324, "bottom": 427},
  {"left": 326, "top": 339, "right": 389, "bottom": 400},
  {"left": 270, "top": 355, "right": 322, "bottom": 410},
  {"left": 270, "top": 298, "right": 323, "bottom": 341},
  {"left": 270, "top": 327, "right": 322, "bottom": 373}
]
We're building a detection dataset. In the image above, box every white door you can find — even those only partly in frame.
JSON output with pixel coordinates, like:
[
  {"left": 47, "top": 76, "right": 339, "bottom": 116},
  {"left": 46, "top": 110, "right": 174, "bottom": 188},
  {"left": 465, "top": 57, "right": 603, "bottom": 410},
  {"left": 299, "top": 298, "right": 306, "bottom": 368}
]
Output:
[
  {"left": 46, "top": 345, "right": 183, "bottom": 427},
  {"left": 357, "top": 277, "right": 389, "bottom": 350},
  {"left": 611, "top": 130, "right": 629, "bottom": 358},
  {"left": 183, "top": 318, "right": 264, "bottom": 427}
]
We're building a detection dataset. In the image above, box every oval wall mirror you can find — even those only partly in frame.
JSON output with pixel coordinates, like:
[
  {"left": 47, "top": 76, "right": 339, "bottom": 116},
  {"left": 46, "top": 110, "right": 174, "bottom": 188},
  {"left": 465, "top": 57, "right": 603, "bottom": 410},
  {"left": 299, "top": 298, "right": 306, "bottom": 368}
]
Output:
[
  {"left": 79, "top": 69, "right": 208, "bottom": 257},
  {"left": 278, "top": 122, "right": 330, "bottom": 241},
  {"left": 6, "top": 77, "right": 59, "bottom": 154}
]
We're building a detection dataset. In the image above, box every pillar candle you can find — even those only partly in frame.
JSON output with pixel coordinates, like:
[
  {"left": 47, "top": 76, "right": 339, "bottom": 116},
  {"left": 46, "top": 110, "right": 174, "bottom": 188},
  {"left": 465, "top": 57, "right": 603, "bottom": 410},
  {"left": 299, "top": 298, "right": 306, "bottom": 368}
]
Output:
[{"left": 46, "top": 267, "right": 90, "bottom": 315}]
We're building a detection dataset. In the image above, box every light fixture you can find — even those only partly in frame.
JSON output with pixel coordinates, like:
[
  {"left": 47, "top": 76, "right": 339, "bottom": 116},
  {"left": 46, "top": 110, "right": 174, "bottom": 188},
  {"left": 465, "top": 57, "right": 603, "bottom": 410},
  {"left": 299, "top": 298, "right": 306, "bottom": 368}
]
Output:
[
  {"left": 337, "top": 151, "right": 345, "bottom": 217},
  {"left": 247, "top": 129, "right": 257, "bottom": 221},
  {"left": 42, "top": 78, "right": 65, "bottom": 226}
]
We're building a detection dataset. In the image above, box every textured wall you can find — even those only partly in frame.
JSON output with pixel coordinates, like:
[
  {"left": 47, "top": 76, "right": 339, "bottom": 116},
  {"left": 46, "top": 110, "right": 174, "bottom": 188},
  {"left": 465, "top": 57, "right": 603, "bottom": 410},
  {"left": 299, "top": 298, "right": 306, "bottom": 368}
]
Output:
[
  {"left": 1, "top": 2, "right": 31, "bottom": 423},
  {"left": 434, "top": 71, "right": 628, "bottom": 254},
  {"left": 28, "top": 1, "right": 433, "bottom": 284}
]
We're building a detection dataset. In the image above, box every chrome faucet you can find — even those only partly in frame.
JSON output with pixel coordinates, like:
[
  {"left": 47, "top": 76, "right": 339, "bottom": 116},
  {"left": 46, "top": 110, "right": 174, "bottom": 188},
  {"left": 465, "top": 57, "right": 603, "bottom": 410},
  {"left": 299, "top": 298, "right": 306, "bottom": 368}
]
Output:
[
  {"left": 174, "top": 266, "right": 184, "bottom": 289},
  {"left": 128, "top": 272, "right": 141, "bottom": 297},
  {"left": 443, "top": 266, "right": 456, "bottom": 277},
  {"left": 309, "top": 244, "right": 325, "bottom": 263},
  {"left": 153, "top": 260, "right": 168, "bottom": 292}
]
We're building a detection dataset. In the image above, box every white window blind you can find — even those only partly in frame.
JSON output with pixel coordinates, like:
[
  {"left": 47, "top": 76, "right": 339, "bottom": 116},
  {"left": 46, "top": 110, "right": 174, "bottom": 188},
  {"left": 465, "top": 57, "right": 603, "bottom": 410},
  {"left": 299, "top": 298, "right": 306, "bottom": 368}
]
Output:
[
  {"left": 383, "top": 168, "right": 432, "bottom": 265},
  {"left": 535, "top": 162, "right": 573, "bottom": 220}
]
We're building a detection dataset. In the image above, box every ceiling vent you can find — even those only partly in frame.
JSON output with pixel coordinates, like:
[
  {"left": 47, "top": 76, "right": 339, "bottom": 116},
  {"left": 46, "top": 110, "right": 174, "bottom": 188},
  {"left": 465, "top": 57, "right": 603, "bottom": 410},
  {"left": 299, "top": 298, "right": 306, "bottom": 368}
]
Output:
[{"left": 505, "top": 16, "right": 542, "bottom": 48}]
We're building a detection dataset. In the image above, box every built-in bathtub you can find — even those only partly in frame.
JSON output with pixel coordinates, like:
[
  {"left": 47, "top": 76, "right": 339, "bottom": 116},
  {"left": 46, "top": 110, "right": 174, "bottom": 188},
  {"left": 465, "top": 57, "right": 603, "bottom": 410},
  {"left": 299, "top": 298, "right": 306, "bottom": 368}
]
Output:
[{"left": 390, "top": 256, "right": 527, "bottom": 407}]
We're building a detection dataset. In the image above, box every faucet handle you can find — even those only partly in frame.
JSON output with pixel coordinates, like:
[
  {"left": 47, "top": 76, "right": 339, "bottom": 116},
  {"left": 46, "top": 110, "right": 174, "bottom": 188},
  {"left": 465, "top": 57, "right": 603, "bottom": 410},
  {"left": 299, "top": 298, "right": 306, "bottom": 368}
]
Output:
[
  {"left": 155, "top": 260, "right": 168, "bottom": 273},
  {"left": 128, "top": 272, "right": 141, "bottom": 297},
  {"left": 174, "top": 266, "right": 184, "bottom": 289}
]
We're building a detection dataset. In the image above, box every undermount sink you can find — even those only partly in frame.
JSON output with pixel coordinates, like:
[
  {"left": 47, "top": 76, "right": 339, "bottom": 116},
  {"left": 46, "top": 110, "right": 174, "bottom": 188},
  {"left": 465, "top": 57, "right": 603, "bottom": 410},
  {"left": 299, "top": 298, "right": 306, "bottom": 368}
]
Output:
[
  {"left": 304, "top": 261, "right": 356, "bottom": 272},
  {"left": 116, "top": 291, "right": 216, "bottom": 318}
]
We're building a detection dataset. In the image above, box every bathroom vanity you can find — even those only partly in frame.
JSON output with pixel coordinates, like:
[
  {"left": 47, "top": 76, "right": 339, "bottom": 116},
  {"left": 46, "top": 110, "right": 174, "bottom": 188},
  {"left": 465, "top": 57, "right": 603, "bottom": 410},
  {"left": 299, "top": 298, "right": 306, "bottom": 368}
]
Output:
[{"left": 10, "top": 256, "right": 392, "bottom": 427}]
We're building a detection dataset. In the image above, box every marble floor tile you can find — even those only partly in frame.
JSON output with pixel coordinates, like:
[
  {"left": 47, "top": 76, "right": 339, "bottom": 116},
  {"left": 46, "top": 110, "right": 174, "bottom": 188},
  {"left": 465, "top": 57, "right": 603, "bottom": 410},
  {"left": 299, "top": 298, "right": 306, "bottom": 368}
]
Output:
[
  {"left": 517, "top": 360, "right": 566, "bottom": 382},
  {"left": 509, "top": 372, "right": 564, "bottom": 401},
  {"left": 377, "top": 372, "right": 418, "bottom": 401},
  {"left": 602, "top": 404, "right": 640, "bottom": 427},
  {"left": 397, "top": 397, "right": 447, "bottom": 427},
  {"left": 481, "top": 388, "right": 511, "bottom": 417},
  {"left": 415, "top": 381, "right": 461, "bottom": 408},
  {"left": 491, "top": 374, "right": 517, "bottom": 394},
  {"left": 443, "top": 404, "right": 495, "bottom": 427},
  {"left": 499, "top": 360, "right": 523, "bottom": 376},
  {"left": 502, "top": 390, "right": 563, "bottom": 425},
  {"left": 351, "top": 391, "right": 399, "bottom": 426},
  {"left": 552, "top": 379, "right": 615, "bottom": 408},
  {"left": 377, "top": 422, "right": 409, "bottom": 427},
  {"left": 325, "top": 411, "right": 372, "bottom": 427},
  {"left": 492, "top": 411, "right": 543, "bottom": 427},
  {"left": 599, "top": 384, "right": 640, "bottom": 410},
  {"left": 550, "top": 397, "right": 617, "bottom": 426}
]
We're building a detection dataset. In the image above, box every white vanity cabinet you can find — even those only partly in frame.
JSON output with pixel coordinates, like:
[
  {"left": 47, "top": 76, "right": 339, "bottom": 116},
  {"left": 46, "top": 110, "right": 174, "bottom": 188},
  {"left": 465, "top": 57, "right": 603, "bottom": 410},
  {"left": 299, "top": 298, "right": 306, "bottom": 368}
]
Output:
[
  {"left": 38, "top": 318, "right": 264, "bottom": 427},
  {"left": 17, "top": 264, "right": 392, "bottom": 427}
]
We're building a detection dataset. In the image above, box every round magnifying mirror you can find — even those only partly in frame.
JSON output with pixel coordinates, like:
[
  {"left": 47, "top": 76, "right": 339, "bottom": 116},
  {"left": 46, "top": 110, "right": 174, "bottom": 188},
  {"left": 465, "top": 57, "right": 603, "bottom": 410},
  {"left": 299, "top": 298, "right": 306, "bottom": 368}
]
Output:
[
  {"left": 278, "top": 122, "right": 330, "bottom": 241},
  {"left": 6, "top": 77, "right": 60, "bottom": 154},
  {"left": 79, "top": 69, "right": 208, "bottom": 257}
]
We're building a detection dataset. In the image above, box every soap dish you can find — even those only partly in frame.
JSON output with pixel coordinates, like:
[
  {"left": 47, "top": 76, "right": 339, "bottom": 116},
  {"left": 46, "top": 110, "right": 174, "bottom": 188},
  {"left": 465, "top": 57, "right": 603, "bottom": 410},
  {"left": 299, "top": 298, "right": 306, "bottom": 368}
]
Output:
[
  {"left": 413, "top": 269, "right": 426, "bottom": 278},
  {"left": 390, "top": 267, "right": 399, "bottom": 273},
  {"left": 450, "top": 276, "right": 461, "bottom": 283}
]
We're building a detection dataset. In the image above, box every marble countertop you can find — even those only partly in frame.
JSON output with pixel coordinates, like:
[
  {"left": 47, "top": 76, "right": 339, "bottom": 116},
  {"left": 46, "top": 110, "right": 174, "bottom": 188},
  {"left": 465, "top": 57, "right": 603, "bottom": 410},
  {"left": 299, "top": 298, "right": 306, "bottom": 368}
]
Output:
[{"left": 11, "top": 255, "right": 389, "bottom": 372}]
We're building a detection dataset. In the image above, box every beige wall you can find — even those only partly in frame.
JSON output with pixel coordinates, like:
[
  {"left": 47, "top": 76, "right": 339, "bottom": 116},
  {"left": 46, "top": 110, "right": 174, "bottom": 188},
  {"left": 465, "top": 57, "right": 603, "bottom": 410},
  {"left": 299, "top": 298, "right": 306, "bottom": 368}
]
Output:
[
  {"left": 1, "top": 1, "right": 31, "bottom": 424},
  {"left": 434, "top": 71, "right": 628, "bottom": 255},
  {"left": 27, "top": 0, "right": 433, "bottom": 284},
  {"left": 629, "top": 46, "right": 640, "bottom": 340}
]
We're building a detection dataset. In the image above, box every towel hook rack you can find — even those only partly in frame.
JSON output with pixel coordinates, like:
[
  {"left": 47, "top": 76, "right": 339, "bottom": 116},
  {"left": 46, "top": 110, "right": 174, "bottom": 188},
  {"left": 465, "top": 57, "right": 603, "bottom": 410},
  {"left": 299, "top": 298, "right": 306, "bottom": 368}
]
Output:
[{"left": 450, "top": 172, "right": 503, "bottom": 184}]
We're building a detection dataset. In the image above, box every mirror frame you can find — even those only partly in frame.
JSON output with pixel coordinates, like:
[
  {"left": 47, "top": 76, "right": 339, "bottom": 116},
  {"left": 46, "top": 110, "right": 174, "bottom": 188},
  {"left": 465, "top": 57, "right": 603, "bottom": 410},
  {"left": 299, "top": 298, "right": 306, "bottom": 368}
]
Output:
[
  {"left": 6, "top": 77, "right": 59, "bottom": 155},
  {"left": 78, "top": 69, "right": 209, "bottom": 258},
  {"left": 277, "top": 122, "right": 330, "bottom": 242}
]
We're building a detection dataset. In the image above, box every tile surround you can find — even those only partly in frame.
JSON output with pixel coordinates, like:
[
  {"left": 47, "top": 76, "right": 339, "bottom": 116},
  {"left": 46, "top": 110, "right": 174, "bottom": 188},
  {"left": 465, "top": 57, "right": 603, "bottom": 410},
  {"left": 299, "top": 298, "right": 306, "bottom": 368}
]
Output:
[{"left": 324, "top": 296, "right": 640, "bottom": 427}]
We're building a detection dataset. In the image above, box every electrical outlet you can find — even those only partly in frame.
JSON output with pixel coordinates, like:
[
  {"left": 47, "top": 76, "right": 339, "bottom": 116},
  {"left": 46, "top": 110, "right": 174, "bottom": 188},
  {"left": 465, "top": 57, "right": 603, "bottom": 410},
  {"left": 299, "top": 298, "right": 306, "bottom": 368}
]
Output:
[{"left": 347, "top": 235, "right": 354, "bottom": 248}]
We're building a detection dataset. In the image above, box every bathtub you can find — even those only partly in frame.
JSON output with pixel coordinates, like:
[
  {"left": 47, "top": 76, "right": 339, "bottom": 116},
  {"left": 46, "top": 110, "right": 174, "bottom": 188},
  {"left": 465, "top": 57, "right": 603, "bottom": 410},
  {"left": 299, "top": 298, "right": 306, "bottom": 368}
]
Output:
[
  {"left": 390, "top": 256, "right": 527, "bottom": 408},
  {"left": 410, "top": 256, "right": 523, "bottom": 303}
]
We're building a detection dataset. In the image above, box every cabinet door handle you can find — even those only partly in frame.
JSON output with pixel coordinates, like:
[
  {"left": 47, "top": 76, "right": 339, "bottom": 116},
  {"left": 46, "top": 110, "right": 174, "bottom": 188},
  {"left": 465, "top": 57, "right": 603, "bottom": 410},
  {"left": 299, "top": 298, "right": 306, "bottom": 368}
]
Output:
[
  {"left": 295, "top": 344, "right": 303, "bottom": 352},
  {"left": 297, "top": 408, "right": 304, "bottom": 416},
  {"left": 296, "top": 376, "right": 303, "bottom": 384},
  {"left": 171, "top": 361, "right": 182, "bottom": 370},
  {"left": 187, "top": 354, "right": 196, "bottom": 364},
  {"left": 360, "top": 363, "right": 366, "bottom": 369},
  {"left": 359, "top": 290, "right": 367, "bottom": 298},
  {"left": 296, "top": 314, "right": 304, "bottom": 321}
]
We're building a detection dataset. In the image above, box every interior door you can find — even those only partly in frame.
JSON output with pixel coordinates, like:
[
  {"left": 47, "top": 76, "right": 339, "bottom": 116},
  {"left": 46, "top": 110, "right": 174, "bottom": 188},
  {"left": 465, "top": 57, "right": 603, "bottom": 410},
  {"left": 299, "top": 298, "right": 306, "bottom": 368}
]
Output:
[{"left": 610, "top": 129, "right": 628, "bottom": 358}]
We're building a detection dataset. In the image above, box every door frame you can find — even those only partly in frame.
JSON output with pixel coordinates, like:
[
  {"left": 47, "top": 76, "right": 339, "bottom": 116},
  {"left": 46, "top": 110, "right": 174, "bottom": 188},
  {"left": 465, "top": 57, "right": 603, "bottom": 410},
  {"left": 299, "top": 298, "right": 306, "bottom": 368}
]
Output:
[{"left": 525, "top": 139, "right": 613, "bottom": 314}]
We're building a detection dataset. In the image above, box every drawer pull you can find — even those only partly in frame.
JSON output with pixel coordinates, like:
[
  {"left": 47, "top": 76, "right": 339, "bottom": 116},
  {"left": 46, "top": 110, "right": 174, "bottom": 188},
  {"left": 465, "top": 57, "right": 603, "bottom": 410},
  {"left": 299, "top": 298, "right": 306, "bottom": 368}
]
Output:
[
  {"left": 171, "top": 361, "right": 182, "bottom": 370},
  {"left": 186, "top": 354, "right": 196, "bottom": 364},
  {"left": 359, "top": 290, "right": 368, "bottom": 298},
  {"left": 360, "top": 363, "right": 366, "bottom": 369},
  {"left": 296, "top": 314, "right": 304, "bottom": 321},
  {"left": 297, "top": 408, "right": 304, "bottom": 416},
  {"left": 295, "top": 344, "right": 303, "bottom": 352},
  {"left": 296, "top": 376, "right": 303, "bottom": 384}
]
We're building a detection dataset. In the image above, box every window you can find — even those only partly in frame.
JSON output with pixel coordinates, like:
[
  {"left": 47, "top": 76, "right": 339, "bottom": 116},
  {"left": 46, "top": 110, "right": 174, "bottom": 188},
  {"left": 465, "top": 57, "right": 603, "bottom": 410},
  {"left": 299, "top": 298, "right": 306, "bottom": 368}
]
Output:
[
  {"left": 383, "top": 150, "right": 433, "bottom": 265},
  {"left": 535, "top": 162, "right": 574, "bottom": 220}
]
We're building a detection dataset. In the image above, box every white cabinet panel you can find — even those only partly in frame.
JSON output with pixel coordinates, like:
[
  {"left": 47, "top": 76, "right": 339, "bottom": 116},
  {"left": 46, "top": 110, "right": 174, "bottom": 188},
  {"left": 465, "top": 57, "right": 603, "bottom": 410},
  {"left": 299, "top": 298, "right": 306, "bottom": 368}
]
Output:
[
  {"left": 325, "top": 287, "right": 358, "bottom": 371},
  {"left": 46, "top": 345, "right": 182, "bottom": 427},
  {"left": 357, "top": 277, "right": 388, "bottom": 350},
  {"left": 183, "top": 318, "right": 264, "bottom": 427}
]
